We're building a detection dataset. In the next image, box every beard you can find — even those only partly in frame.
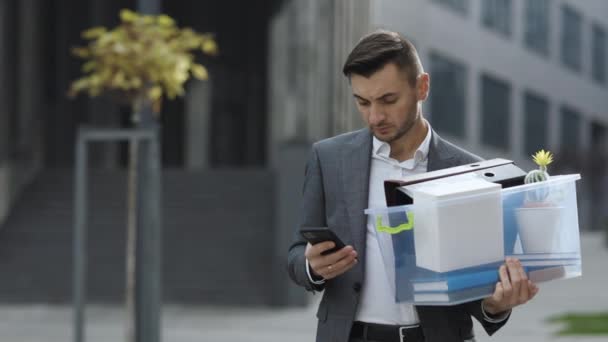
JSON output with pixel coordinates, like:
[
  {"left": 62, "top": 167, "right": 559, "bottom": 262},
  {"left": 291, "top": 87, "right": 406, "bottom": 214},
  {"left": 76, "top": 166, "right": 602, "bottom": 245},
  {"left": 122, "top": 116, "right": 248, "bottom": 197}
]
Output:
[{"left": 372, "top": 99, "right": 420, "bottom": 144}]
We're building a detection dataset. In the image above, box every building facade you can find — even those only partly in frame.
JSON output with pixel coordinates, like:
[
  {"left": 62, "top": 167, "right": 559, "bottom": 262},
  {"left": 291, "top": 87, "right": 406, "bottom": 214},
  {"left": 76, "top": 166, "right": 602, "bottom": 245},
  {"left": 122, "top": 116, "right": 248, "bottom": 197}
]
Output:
[
  {"left": 371, "top": 0, "right": 608, "bottom": 231},
  {"left": 270, "top": 0, "right": 608, "bottom": 231}
]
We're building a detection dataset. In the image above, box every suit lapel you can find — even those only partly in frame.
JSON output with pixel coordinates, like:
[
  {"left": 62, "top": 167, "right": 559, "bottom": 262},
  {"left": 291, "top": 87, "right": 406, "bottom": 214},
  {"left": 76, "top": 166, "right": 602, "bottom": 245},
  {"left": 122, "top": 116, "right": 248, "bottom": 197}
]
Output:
[
  {"left": 341, "top": 129, "right": 372, "bottom": 262},
  {"left": 427, "top": 130, "right": 456, "bottom": 172}
]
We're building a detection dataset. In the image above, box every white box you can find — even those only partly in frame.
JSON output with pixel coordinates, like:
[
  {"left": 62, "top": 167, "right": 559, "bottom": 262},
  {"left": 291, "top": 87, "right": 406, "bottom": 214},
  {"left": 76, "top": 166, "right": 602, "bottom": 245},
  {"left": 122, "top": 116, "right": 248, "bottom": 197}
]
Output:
[{"left": 405, "top": 176, "right": 504, "bottom": 272}]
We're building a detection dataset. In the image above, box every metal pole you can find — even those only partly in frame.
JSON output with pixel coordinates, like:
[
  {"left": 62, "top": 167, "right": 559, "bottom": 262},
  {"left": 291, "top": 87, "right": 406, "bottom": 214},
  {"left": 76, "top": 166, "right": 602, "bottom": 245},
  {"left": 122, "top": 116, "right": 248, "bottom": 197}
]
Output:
[
  {"left": 135, "top": 127, "right": 162, "bottom": 342},
  {"left": 73, "top": 131, "right": 88, "bottom": 342}
]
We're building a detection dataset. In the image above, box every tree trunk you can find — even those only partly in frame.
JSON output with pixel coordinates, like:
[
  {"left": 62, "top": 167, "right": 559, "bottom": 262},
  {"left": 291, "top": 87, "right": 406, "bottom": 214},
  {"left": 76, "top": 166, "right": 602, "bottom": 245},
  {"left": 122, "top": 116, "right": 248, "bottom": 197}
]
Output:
[{"left": 125, "top": 93, "right": 147, "bottom": 342}]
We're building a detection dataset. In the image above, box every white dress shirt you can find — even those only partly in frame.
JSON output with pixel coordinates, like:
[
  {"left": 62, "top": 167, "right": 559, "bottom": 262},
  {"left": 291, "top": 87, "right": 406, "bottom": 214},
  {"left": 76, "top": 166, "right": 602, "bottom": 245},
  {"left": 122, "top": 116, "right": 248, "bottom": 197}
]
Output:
[{"left": 354, "top": 124, "right": 432, "bottom": 325}]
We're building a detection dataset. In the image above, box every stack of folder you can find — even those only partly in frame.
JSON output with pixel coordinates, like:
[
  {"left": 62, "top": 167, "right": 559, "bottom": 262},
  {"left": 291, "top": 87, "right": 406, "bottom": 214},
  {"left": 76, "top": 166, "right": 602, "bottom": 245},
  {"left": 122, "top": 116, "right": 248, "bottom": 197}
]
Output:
[{"left": 409, "top": 258, "right": 581, "bottom": 304}]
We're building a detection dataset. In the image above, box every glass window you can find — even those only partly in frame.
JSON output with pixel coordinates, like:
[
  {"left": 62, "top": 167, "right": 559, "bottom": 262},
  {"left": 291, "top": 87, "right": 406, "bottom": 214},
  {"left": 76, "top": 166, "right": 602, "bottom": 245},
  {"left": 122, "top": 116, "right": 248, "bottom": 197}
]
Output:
[
  {"left": 523, "top": 91, "right": 549, "bottom": 156},
  {"left": 561, "top": 5, "right": 583, "bottom": 72},
  {"left": 481, "top": 74, "right": 511, "bottom": 150},
  {"left": 591, "top": 121, "right": 607, "bottom": 150},
  {"left": 431, "top": 0, "right": 469, "bottom": 15},
  {"left": 524, "top": 0, "right": 550, "bottom": 56},
  {"left": 481, "top": 0, "right": 512, "bottom": 37},
  {"left": 592, "top": 24, "right": 606, "bottom": 84},
  {"left": 560, "top": 106, "right": 581, "bottom": 152},
  {"left": 429, "top": 52, "right": 467, "bottom": 138}
]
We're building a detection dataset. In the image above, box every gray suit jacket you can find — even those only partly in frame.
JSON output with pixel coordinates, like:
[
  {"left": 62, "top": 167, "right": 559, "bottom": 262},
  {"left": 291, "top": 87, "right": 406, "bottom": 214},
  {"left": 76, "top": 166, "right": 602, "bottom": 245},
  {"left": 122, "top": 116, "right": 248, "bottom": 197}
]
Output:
[{"left": 287, "top": 128, "right": 509, "bottom": 342}]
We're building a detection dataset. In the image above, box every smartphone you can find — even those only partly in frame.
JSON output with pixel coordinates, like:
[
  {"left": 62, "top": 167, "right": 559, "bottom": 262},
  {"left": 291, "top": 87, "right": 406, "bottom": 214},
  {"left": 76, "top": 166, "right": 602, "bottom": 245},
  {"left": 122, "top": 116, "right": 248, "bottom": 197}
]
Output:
[{"left": 300, "top": 227, "right": 346, "bottom": 255}]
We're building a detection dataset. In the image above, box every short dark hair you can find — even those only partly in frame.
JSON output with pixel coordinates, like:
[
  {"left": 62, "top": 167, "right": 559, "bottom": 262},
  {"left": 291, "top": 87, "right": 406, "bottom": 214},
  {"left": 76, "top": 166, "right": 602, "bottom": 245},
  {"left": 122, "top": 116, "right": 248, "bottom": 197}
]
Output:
[{"left": 342, "top": 30, "right": 423, "bottom": 86}]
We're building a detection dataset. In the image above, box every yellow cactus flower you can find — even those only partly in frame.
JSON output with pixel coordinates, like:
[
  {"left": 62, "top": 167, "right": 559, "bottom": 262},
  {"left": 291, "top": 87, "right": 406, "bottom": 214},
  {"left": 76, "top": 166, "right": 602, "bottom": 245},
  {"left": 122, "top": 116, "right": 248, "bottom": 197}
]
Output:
[{"left": 532, "top": 149, "right": 554, "bottom": 168}]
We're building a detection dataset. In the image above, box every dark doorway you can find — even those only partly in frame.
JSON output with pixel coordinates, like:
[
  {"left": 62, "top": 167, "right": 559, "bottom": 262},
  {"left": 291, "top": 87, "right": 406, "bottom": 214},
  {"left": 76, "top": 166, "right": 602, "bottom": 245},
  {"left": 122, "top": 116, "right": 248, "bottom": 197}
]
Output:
[{"left": 162, "top": 1, "right": 274, "bottom": 167}]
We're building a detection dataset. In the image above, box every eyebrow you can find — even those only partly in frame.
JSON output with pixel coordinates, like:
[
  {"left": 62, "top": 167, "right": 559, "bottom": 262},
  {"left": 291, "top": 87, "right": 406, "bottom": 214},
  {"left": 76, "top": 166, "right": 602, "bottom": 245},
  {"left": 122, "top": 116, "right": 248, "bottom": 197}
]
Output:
[{"left": 353, "top": 93, "right": 398, "bottom": 102}]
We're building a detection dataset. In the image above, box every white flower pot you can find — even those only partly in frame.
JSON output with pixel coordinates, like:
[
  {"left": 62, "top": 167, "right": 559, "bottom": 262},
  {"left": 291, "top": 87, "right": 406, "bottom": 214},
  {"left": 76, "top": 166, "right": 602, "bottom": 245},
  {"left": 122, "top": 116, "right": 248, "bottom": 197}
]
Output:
[{"left": 515, "top": 206, "right": 564, "bottom": 253}]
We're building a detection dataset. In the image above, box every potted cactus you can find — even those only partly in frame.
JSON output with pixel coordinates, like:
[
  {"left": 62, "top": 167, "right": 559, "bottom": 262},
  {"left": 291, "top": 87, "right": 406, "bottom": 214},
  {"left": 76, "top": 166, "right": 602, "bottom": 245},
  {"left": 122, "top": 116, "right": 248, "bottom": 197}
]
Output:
[
  {"left": 525, "top": 149, "right": 553, "bottom": 183},
  {"left": 516, "top": 150, "right": 564, "bottom": 253},
  {"left": 523, "top": 149, "right": 554, "bottom": 204}
]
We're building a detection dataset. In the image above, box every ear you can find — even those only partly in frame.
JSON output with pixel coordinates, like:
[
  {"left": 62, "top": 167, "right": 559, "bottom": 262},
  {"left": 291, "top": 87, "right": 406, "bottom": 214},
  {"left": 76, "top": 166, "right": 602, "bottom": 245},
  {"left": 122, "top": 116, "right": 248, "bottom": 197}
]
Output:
[{"left": 416, "top": 73, "right": 430, "bottom": 101}]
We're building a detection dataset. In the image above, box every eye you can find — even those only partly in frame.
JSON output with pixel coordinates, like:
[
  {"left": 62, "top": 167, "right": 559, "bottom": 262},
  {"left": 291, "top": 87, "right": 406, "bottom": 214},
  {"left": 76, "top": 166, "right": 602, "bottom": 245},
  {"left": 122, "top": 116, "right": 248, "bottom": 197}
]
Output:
[
  {"left": 382, "top": 97, "right": 397, "bottom": 104},
  {"left": 357, "top": 100, "right": 370, "bottom": 107}
]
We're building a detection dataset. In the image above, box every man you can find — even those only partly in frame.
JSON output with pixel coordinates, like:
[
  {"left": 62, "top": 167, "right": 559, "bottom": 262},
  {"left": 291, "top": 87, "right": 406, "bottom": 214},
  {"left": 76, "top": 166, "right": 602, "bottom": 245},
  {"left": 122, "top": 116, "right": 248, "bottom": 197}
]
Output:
[{"left": 287, "top": 30, "right": 539, "bottom": 342}]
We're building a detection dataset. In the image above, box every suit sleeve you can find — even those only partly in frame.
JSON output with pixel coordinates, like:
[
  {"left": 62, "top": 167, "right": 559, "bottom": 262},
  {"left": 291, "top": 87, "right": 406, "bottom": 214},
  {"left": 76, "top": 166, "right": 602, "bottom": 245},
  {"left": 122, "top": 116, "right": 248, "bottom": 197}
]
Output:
[
  {"left": 287, "top": 144, "right": 327, "bottom": 292},
  {"left": 460, "top": 299, "right": 509, "bottom": 335}
]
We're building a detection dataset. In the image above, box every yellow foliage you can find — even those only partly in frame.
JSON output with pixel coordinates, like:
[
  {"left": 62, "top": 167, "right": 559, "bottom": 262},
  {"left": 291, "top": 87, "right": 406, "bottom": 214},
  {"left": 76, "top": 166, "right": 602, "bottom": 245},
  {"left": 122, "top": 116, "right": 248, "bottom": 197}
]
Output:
[
  {"left": 69, "top": 9, "right": 217, "bottom": 114},
  {"left": 201, "top": 40, "right": 218, "bottom": 56},
  {"left": 191, "top": 64, "right": 208, "bottom": 80},
  {"left": 120, "top": 9, "right": 138, "bottom": 23},
  {"left": 157, "top": 15, "right": 175, "bottom": 27},
  {"left": 148, "top": 86, "right": 162, "bottom": 100},
  {"left": 82, "top": 27, "right": 107, "bottom": 39}
]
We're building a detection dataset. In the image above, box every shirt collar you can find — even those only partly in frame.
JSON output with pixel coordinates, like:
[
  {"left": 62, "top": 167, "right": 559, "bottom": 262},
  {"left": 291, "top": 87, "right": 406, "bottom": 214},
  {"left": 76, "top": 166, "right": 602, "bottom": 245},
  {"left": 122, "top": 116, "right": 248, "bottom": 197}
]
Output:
[{"left": 372, "top": 121, "right": 432, "bottom": 163}]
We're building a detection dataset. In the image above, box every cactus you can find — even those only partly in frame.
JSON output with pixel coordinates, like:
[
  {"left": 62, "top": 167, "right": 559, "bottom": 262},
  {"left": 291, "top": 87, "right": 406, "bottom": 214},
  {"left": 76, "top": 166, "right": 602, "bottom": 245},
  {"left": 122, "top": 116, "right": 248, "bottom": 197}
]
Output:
[
  {"left": 524, "top": 150, "right": 553, "bottom": 184},
  {"left": 524, "top": 150, "right": 554, "bottom": 202}
]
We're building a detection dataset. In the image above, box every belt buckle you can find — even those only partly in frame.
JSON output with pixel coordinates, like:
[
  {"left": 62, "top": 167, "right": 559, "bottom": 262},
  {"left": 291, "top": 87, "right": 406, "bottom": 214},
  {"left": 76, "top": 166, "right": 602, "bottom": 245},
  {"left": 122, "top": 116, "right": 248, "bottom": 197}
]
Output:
[
  {"left": 398, "top": 325, "right": 420, "bottom": 342},
  {"left": 399, "top": 326, "right": 407, "bottom": 342}
]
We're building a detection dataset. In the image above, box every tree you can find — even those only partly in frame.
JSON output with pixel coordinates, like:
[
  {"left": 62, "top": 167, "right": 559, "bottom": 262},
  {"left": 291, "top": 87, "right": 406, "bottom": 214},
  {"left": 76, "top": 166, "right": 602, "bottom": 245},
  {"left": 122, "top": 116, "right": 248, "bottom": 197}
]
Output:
[{"left": 69, "top": 9, "right": 217, "bottom": 342}]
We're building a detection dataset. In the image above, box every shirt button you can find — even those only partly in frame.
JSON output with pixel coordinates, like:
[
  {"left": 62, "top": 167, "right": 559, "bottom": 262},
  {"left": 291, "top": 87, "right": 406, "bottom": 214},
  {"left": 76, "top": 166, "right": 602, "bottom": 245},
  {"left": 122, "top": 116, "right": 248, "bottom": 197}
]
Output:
[{"left": 353, "top": 282, "right": 362, "bottom": 293}]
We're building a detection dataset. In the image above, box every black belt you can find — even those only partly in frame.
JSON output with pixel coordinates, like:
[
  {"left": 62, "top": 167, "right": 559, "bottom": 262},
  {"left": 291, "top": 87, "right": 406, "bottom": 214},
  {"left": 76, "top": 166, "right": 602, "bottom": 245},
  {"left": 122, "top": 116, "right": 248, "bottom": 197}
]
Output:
[{"left": 350, "top": 321, "right": 425, "bottom": 342}]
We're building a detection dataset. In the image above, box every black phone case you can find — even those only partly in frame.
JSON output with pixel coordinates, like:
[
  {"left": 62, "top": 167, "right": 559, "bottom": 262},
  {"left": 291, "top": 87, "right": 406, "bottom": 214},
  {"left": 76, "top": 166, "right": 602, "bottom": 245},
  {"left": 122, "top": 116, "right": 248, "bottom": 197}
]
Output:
[{"left": 300, "top": 227, "right": 346, "bottom": 255}]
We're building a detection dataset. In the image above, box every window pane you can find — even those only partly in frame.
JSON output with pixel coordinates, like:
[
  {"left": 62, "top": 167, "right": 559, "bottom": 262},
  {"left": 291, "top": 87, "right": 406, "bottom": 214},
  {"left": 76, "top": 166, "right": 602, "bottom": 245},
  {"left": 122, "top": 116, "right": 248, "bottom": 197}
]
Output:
[
  {"left": 560, "top": 106, "right": 581, "bottom": 152},
  {"left": 431, "top": 0, "right": 469, "bottom": 15},
  {"left": 592, "top": 24, "right": 606, "bottom": 84},
  {"left": 481, "top": 0, "right": 512, "bottom": 37},
  {"left": 523, "top": 91, "right": 549, "bottom": 156},
  {"left": 561, "top": 5, "right": 582, "bottom": 71},
  {"left": 591, "top": 121, "right": 607, "bottom": 149},
  {"left": 429, "top": 52, "right": 467, "bottom": 138},
  {"left": 481, "top": 74, "right": 511, "bottom": 149},
  {"left": 524, "top": 0, "right": 549, "bottom": 55}
]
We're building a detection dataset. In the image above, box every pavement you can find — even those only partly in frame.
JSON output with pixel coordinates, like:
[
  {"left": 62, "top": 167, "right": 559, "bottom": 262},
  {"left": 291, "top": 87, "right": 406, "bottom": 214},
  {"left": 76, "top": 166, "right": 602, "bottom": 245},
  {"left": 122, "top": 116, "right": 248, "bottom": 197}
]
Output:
[{"left": 0, "top": 232, "right": 607, "bottom": 342}]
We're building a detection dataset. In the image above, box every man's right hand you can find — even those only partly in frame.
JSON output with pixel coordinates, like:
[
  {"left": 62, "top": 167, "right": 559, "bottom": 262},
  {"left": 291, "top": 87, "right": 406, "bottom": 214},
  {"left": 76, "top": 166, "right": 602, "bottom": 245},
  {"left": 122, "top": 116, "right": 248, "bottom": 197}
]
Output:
[{"left": 305, "top": 241, "right": 358, "bottom": 280}]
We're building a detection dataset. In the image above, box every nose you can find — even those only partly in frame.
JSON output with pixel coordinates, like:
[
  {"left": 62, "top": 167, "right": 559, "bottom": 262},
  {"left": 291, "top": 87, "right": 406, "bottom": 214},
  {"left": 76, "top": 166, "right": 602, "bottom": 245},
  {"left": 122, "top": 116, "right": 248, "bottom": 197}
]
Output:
[{"left": 368, "top": 104, "right": 384, "bottom": 126}]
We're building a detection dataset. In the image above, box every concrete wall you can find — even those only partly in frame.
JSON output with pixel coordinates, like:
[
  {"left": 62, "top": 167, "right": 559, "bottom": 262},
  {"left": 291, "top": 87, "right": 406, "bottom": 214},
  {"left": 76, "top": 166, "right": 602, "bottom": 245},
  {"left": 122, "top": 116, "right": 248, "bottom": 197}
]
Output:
[{"left": 268, "top": 0, "right": 372, "bottom": 160}]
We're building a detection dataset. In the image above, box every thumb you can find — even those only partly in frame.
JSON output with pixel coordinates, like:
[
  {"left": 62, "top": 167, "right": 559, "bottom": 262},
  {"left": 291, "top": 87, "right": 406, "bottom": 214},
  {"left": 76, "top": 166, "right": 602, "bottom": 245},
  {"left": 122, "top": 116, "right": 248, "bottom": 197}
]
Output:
[{"left": 491, "top": 282, "right": 504, "bottom": 303}]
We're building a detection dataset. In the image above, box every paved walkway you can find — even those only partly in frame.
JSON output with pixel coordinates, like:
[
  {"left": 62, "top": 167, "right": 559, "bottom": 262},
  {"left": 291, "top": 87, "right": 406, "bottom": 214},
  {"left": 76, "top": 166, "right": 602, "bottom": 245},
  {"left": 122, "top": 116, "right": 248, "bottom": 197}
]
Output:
[{"left": 0, "top": 232, "right": 606, "bottom": 342}]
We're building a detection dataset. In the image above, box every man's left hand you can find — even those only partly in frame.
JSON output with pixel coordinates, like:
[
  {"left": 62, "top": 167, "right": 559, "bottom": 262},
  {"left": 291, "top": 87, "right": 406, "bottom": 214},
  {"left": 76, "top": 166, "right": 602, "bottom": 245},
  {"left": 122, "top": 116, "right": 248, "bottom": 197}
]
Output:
[{"left": 482, "top": 257, "right": 539, "bottom": 316}]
